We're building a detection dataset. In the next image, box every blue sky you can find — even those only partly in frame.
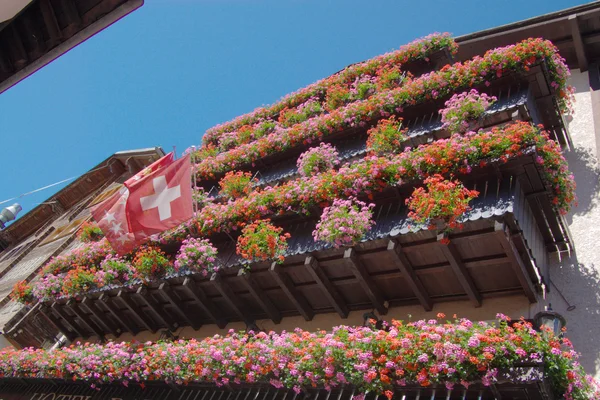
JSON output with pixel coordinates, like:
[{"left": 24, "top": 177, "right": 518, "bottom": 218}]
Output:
[{"left": 0, "top": 0, "right": 589, "bottom": 222}]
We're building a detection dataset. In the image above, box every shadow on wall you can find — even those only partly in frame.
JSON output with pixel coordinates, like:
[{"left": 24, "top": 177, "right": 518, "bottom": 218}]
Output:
[
  {"left": 564, "top": 146, "right": 600, "bottom": 221},
  {"left": 547, "top": 255, "right": 600, "bottom": 377}
]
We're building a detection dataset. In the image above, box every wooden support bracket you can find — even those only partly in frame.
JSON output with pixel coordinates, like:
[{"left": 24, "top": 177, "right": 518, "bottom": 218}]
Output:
[
  {"left": 82, "top": 297, "right": 120, "bottom": 337},
  {"left": 211, "top": 272, "right": 252, "bottom": 324},
  {"left": 304, "top": 256, "right": 349, "bottom": 318},
  {"left": 159, "top": 283, "right": 200, "bottom": 330},
  {"left": 342, "top": 248, "right": 388, "bottom": 315},
  {"left": 238, "top": 270, "right": 282, "bottom": 323},
  {"left": 387, "top": 240, "right": 433, "bottom": 311},
  {"left": 136, "top": 287, "right": 177, "bottom": 331},
  {"left": 51, "top": 302, "right": 85, "bottom": 339},
  {"left": 117, "top": 290, "right": 156, "bottom": 333},
  {"left": 66, "top": 300, "right": 104, "bottom": 339},
  {"left": 182, "top": 277, "right": 227, "bottom": 328},
  {"left": 270, "top": 263, "right": 314, "bottom": 321},
  {"left": 98, "top": 294, "right": 139, "bottom": 335},
  {"left": 437, "top": 234, "right": 482, "bottom": 307}
]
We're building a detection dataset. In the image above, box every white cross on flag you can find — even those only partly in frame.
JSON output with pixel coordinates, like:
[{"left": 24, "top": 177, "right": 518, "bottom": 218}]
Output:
[{"left": 90, "top": 152, "right": 193, "bottom": 254}]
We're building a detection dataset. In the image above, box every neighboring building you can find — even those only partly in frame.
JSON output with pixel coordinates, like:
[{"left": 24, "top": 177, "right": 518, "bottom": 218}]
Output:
[
  {"left": 0, "top": 2, "right": 599, "bottom": 399},
  {"left": 0, "top": 0, "right": 144, "bottom": 94}
]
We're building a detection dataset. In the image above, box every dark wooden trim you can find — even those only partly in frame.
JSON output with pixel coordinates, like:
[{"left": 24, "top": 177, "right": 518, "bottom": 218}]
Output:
[
  {"left": 270, "top": 263, "right": 314, "bottom": 321},
  {"left": 304, "top": 256, "right": 349, "bottom": 318},
  {"left": 117, "top": 290, "right": 156, "bottom": 333},
  {"left": 210, "top": 272, "right": 252, "bottom": 324},
  {"left": 81, "top": 297, "right": 119, "bottom": 337},
  {"left": 99, "top": 294, "right": 139, "bottom": 335},
  {"left": 136, "top": 287, "right": 177, "bottom": 331},
  {"left": 66, "top": 300, "right": 104, "bottom": 339},
  {"left": 569, "top": 14, "right": 588, "bottom": 72},
  {"left": 39, "top": 0, "right": 62, "bottom": 46},
  {"left": 387, "top": 240, "right": 433, "bottom": 311},
  {"left": 238, "top": 270, "right": 282, "bottom": 323},
  {"left": 342, "top": 248, "right": 388, "bottom": 315},
  {"left": 437, "top": 235, "right": 482, "bottom": 307},
  {"left": 39, "top": 306, "right": 75, "bottom": 342},
  {"left": 158, "top": 283, "right": 200, "bottom": 330},
  {"left": 51, "top": 302, "right": 85, "bottom": 339},
  {"left": 495, "top": 222, "right": 539, "bottom": 303},
  {"left": 182, "top": 277, "right": 227, "bottom": 328}
]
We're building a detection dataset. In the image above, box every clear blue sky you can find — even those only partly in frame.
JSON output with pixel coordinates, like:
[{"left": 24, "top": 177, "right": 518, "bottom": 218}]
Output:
[{"left": 0, "top": 0, "right": 589, "bottom": 221}]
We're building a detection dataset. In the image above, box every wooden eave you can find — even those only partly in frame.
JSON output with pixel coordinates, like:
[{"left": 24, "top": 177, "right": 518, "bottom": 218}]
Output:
[{"left": 0, "top": 0, "right": 144, "bottom": 94}]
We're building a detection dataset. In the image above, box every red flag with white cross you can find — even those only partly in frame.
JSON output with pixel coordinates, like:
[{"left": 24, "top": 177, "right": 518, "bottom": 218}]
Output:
[{"left": 125, "top": 154, "right": 193, "bottom": 242}]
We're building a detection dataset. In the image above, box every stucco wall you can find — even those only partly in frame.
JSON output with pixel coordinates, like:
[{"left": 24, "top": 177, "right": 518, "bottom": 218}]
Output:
[{"left": 539, "top": 69, "right": 600, "bottom": 379}]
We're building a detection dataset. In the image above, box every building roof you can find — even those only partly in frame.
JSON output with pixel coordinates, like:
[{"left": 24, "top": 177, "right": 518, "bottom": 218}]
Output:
[{"left": 0, "top": 0, "right": 143, "bottom": 94}]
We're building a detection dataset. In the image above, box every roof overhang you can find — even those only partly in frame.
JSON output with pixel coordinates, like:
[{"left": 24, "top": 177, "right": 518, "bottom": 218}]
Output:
[{"left": 0, "top": 0, "right": 144, "bottom": 94}]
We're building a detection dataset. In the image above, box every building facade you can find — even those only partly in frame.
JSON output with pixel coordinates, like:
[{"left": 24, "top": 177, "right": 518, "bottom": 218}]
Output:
[{"left": 0, "top": 3, "right": 599, "bottom": 399}]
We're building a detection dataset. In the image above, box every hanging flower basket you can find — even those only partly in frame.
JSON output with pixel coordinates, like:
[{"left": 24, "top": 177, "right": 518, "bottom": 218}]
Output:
[
  {"left": 132, "top": 246, "right": 174, "bottom": 282},
  {"left": 175, "top": 237, "right": 219, "bottom": 277},
  {"left": 440, "top": 89, "right": 497, "bottom": 134},
  {"left": 297, "top": 143, "right": 340, "bottom": 177},
  {"left": 313, "top": 198, "right": 375, "bottom": 248},
  {"left": 219, "top": 171, "right": 256, "bottom": 199},
  {"left": 406, "top": 174, "right": 479, "bottom": 231},
  {"left": 366, "top": 116, "right": 408, "bottom": 156},
  {"left": 236, "top": 220, "right": 290, "bottom": 264}
]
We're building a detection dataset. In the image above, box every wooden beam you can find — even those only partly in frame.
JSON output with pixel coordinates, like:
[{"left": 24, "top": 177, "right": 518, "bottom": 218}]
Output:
[
  {"left": 270, "top": 263, "right": 314, "bottom": 321},
  {"left": 238, "top": 270, "right": 282, "bottom": 323},
  {"left": 437, "top": 235, "right": 482, "bottom": 307},
  {"left": 182, "top": 277, "right": 227, "bottom": 328},
  {"left": 495, "top": 222, "right": 538, "bottom": 303},
  {"left": 304, "top": 256, "right": 349, "bottom": 318},
  {"left": 570, "top": 15, "right": 588, "bottom": 72},
  {"left": 136, "top": 287, "right": 176, "bottom": 331},
  {"left": 387, "top": 240, "right": 433, "bottom": 311},
  {"left": 117, "top": 290, "right": 156, "bottom": 333},
  {"left": 342, "top": 248, "right": 388, "bottom": 315},
  {"left": 39, "top": 306, "right": 75, "bottom": 342},
  {"left": 211, "top": 272, "right": 252, "bottom": 324},
  {"left": 66, "top": 300, "right": 104, "bottom": 339},
  {"left": 98, "top": 294, "right": 139, "bottom": 335},
  {"left": 81, "top": 297, "right": 119, "bottom": 337},
  {"left": 51, "top": 302, "right": 85, "bottom": 339},
  {"left": 39, "top": 0, "right": 62, "bottom": 47},
  {"left": 57, "top": 0, "right": 81, "bottom": 38},
  {"left": 158, "top": 283, "right": 200, "bottom": 330},
  {"left": 7, "top": 25, "right": 28, "bottom": 68}
]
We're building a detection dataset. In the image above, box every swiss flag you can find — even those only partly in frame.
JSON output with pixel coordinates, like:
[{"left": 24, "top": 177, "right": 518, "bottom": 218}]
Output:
[
  {"left": 125, "top": 154, "right": 193, "bottom": 242},
  {"left": 91, "top": 153, "right": 193, "bottom": 254}
]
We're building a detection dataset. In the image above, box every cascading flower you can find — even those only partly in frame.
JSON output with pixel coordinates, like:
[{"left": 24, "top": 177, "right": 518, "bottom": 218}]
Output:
[
  {"left": 132, "top": 246, "right": 174, "bottom": 282},
  {"left": 440, "top": 89, "right": 497, "bottom": 134},
  {"left": 406, "top": 174, "right": 479, "bottom": 231},
  {"left": 219, "top": 171, "right": 256, "bottom": 199},
  {"left": 174, "top": 237, "right": 219, "bottom": 276},
  {"left": 31, "top": 274, "right": 62, "bottom": 302},
  {"left": 0, "top": 316, "right": 597, "bottom": 400},
  {"left": 313, "top": 198, "right": 375, "bottom": 247},
  {"left": 366, "top": 115, "right": 408, "bottom": 156},
  {"left": 62, "top": 266, "right": 97, "bottom": 296},
  {"left": 10, "top": 280, "right": 33, "bottom": 304},
  {"left": 236, "top": 219, "right": 290, "bottom": 264},
  {"left": 99, "top": 255, "right": 135, "bottom": 285},
  {"left": 296, "top": 143, "right": 340, "bottom": 177},
  {"left": 279, "top": 97, "right": 324, "bottom": 127}
]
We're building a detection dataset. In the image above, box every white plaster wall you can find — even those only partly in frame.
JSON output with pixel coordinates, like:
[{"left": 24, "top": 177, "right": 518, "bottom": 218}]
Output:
[{"left": 539, "top": 69, "right": 600, "bottom": 379}]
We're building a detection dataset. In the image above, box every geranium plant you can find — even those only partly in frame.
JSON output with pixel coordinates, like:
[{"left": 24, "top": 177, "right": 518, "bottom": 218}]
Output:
[
  {"left": 62, "top": 267, "right": 97, "bottom": 296},
  {"left": 219, "top": 171, "right": 256, "bottom": 199},
  {"left": 10, "top": 280, "right": 33, "bottom": 304},
  {"left": 366, "top": 116, "right": 408, "bottom": 156},
  {"left": 31, "top": 274, "right": 62, "bottom": 302},
  {"left": 313, "top": 198, "right": 375, "bottom": 247},
  {"left": 174, "top": 237, "right": 219, "bottom": 276},
  {"left": 297, "top": 143, "right": 340, "bottom": 177},
  {"left": 77, "top": 221, "right": 104, "bottom": 243},
  {"left": 132, "top": 246, "right": 174, "bottom": 282},
  {"left": 0, "top": 315, "right": 598, "bottom": 399},
  {"left": 279, "top": 98, "right": 324, "bottom": 127},
  {"left": 236, "top": 219, "right": 290, "bottom": 263},
  {"left": 325, "top": 84, "right": 352, "bottom": 111},
  {"left": 406, "top": 174, "right": 479, "bottom": 231},
  {"left": 98, "top": 255, "right": 135, "bottom": 285},
  {"left": 440, "top": 89, "right": 497, "bottom": 134}
]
